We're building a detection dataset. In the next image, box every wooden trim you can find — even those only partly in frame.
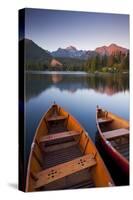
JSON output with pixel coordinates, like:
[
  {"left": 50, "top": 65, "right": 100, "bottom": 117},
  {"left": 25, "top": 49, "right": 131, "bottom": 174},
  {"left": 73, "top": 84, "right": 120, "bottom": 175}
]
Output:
[
  {"left": 34, "top": 154, "right": 96, "bottom": 189},
  {"left": 35, "top": 139, "right": 40, "bottom": 147},
  {"left": 94, "top": 152, "right": 97, "bottom": 159},
  {"left": 66, "top": 114, "right": 70, "bottom": 127},
  {"left": 44, "top": 141, "right": 78, "bottom": 152},
  {"left": 83, "top": 138, "right": 89, "bottom": 154},
  {"left": 39, "top": 131, "right": 80, "bottom": 143},
  {"left": 30, "top": 172, "right": 38, "bottom": 181},
  {"left": 35, "top": 139, "right": 44, "bottom": 152},
  {"left": 78, "top": 130, "right": 84, "bottom": 144},
  {"left": 58, "top": 107, "right": 60, "bottom": 114},
  {"left": 33, "top": 150, "right": 43, "bottom": 168},
  {"left": 103, "top": 128, "right": 129, "bottom": 140},
  {"left": 47, "top": 115, "right": 67, "bottom": 122},
  {"left": 44, "top": 118, "right": 48, "bottom": 130},
  {"left": 98, "top": 118, "right": 113, "bottom": 124}
]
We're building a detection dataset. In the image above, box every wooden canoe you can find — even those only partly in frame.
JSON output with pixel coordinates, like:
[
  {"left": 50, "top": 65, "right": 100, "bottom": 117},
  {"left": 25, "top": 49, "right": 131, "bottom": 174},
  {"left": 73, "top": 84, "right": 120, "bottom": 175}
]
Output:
[
  {"left": 96, "top": 106, "right": 129, "bottom": 177},
  {"left": 26, "top": 103, "right": 114, "bottom": 192}
]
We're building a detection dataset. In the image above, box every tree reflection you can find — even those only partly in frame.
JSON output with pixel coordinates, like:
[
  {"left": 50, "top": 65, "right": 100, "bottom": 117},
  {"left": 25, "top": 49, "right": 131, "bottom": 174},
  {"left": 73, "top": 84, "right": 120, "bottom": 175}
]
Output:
[{"left": 25, "top": 72, "right": 129, "bottom": 101}]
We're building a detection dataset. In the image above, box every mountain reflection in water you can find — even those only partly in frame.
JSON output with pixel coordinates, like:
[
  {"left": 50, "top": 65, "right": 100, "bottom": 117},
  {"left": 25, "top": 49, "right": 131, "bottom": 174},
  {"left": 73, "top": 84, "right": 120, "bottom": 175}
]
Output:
[{"left": 26, "top": 73, "right": 129, "bottom": 101}]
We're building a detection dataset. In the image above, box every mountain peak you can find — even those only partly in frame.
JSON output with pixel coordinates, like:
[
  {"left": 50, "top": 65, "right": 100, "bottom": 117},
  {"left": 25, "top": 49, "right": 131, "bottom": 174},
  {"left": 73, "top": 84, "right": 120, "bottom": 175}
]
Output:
[
  {"left": 109, "top": 43, "right": 118, "bottom": 47},
  {"left": 95, "top": 43, "right": 128, "bottom": 56},
  {"left": 65, "top": 46, "right": 77, "bottom": 51}
]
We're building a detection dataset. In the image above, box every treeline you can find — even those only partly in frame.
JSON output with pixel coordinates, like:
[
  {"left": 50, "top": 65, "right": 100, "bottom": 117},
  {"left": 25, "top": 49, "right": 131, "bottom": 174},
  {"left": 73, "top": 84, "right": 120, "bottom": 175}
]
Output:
[
  {"left": 25, "top": 57, "right": 85, "bottom": 71},
  {"left": 84, "top": 51, "right": 129, "bottom": 73},
  {"left": 55, "top": 57, "right": 85, "bottom": 71},
  {"left": 25, "top": 52, "right": 129, "bottom": 73},
  {"left": 25, "top": 61, "right": 51, "bottom": 71}
]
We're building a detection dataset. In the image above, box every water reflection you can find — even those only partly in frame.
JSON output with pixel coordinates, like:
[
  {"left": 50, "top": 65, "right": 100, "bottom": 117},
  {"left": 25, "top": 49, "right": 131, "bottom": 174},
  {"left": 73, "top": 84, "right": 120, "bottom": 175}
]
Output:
[
  {"left": 51, "top": 74, "right": 63, "bottom": 83},
  {"left": 26, "top": 73, "right": 129, "bottom": 101}
]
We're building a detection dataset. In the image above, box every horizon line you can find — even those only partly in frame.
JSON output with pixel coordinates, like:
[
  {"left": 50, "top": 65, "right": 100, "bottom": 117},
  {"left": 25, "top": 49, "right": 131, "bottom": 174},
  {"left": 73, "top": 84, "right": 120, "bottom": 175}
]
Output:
[{"left": 20, "top": 37, "right": 129, "bottom": 51}]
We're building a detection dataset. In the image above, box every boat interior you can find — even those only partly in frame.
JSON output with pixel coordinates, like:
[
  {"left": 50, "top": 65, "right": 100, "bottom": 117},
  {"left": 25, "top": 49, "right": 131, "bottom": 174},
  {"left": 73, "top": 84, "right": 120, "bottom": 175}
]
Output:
[
  {"left": 97, "top": 108, "right": 129, "bottom": 161},
  {"left": 26, "top": 104, "right": 113, "bottom": 191}
]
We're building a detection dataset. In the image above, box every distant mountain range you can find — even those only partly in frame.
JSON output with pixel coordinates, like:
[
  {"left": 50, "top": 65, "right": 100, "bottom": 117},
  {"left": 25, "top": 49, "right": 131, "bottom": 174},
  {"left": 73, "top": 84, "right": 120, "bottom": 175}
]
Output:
[
  {"left": 51, "top": 46, "right": 96, "bottom": 60},
  {"left": 51, "top": 43, "right": 128, "bottom": 59},
  {"left": 20, "top": 38, "right": 129, "bottom": 72}
]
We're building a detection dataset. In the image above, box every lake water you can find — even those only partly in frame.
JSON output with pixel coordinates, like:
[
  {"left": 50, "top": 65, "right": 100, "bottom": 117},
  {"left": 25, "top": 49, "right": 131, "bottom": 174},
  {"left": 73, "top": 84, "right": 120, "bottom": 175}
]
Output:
[{"left": 25, "top": 72, "right": 129, "bottom": 172}]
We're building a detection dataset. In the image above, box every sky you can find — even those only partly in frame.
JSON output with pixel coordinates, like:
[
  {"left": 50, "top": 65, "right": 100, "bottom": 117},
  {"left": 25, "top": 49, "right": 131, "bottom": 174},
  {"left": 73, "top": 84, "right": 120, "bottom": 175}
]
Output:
[{"left": 20, "top": 8, "right": 129, "bottom": 51}]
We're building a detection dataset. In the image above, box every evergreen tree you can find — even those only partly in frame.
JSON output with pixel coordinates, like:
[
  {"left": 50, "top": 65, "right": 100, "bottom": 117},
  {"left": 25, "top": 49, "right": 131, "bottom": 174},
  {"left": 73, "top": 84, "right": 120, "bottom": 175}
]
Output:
[{"left": 121, "top": 52, "right": 129, "bottom": 71}]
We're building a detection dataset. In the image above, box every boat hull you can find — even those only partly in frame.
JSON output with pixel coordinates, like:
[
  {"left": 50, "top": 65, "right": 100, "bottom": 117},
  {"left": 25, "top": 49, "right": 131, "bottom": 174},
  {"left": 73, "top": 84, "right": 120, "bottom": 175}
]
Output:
[
  {"left": 98, "top": 132, "right": 129, "bottom": 176},
  {"left": 96, "top": 107, "right": 129, "bottom": 178},
  {"left": 25, "top": 104, "right": 114, "bottom": 191}
]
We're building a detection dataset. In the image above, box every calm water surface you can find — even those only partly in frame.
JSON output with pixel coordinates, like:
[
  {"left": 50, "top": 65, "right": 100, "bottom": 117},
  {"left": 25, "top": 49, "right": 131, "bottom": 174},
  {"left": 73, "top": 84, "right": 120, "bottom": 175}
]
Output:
[{"left": 25, "top": 72, "right": 129, "bottom": 166}]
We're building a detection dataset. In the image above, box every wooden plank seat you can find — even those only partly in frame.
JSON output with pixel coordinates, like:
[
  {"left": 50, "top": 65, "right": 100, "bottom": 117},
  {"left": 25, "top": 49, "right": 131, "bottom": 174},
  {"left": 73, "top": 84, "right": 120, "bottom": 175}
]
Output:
[
  {"left": 98, "top": 117, "right": 113, "bottom": 124},
  {"left": 39, "top": 131, "right": 80, "bottom": 143},
  {"left": 103, "top": 128, "right": 129, "bottom": 140},
  {"left": 46, "top": 115, "right": 67, "bottom": 122},
  {"left": 34, "top": 154, "right": 96, "bottom": 189},
  {"left": 44, "top": 141, "right": 78, "bottom": 153}
]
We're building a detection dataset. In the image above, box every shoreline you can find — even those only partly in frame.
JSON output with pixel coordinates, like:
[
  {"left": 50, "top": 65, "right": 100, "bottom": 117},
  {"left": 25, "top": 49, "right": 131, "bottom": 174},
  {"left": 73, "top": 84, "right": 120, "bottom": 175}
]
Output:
[{"left": 25, "top": 70, "right": 129, "bottom": 76}]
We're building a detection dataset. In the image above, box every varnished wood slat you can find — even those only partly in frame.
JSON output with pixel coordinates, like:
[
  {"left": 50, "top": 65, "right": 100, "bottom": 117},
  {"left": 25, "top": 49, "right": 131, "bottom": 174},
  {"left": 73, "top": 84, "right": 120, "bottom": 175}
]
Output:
[
  {"left": 98, "top": 117, "right": 113, "bottom": 124},
  {"left": 34, "top": 154, "right": 96, "bottom": 189},
  {"left": 47, "top": 115, "right": 67, "bottom": 122},
  {"left": 39, "top": 131, "right": 80, "bottom": 143},
  {"left": 44, "top": 145, "right": 82, "bottom": 169},
  {"left": 103, "top": 128, "right": 129, "bottom": 140},
  {"left": 44, "top": 141, "right": 78, "bottom": 152}
]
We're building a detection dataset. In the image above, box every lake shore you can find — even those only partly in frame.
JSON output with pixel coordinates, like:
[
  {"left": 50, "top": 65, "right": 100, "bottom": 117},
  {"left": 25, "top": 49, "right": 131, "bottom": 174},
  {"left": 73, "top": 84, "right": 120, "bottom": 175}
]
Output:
[{"left": 26, "top": 70, "right": 129, "bottom": 76}]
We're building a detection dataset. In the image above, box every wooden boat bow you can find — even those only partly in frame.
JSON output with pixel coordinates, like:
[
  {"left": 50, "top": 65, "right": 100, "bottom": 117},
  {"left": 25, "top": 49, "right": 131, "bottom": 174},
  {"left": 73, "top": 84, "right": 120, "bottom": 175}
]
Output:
[{"left": 26, "top": 104, "right": 114, "bottom": 191}]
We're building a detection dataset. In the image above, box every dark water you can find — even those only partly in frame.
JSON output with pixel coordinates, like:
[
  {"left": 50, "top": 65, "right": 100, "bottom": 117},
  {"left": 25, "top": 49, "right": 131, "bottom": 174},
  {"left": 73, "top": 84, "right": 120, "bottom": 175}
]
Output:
[{"left": 25, "top": 72, "right": 129, "bottom": 184}]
